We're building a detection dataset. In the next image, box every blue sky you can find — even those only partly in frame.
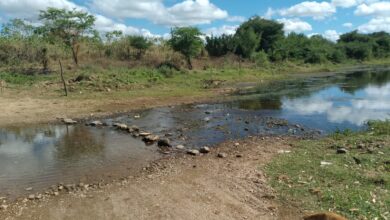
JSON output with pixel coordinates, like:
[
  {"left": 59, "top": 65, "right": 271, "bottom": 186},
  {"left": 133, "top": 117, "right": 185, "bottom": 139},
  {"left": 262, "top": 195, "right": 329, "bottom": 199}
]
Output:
[{"left": 1, "top": 0, "right": 389, "bottom": 41}]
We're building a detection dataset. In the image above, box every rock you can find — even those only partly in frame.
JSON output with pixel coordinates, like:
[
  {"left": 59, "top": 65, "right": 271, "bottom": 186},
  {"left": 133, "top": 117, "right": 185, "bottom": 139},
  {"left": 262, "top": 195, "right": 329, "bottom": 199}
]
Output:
[
  {"left": 62, "top": 118, "right": 77, "bottom": 125},
  {"left": 0, "top": 205, "right": 8, "bottom": 210},
  {"left": 277, "top": 150, "right": 291, "bottom": 154},
  {"left": 128, "top": 126, "right": 140, "bottom": 133},
  {"left": 176, "top": 145, "right": 185, "bottom": 150},
  {"left": 65, "top": 184, "right": 76, "bottom": 191},
  {"left": 353, "top": 157, "right": 361, "bottom": 165},
  {"left": 320, "top": 161, "right": 332, "bottom": 166},
  {"left": 139, "top": 132, "right": 152, "bottom": 137},
  {"left": 304, "top": 212, "right": 347, "bottom": 220},
  {"left": 234, "top": 143, "right": 240, "bottom": 147},
  {"left": 236, "top": 154, "right": 243, "bottom": 158},
  {"left": 25, "top": 187, "right": 33, "bottom": 191},
  {"left": 53, "top": 192, "right": 59, "bottom": 196},
  {"left": 134, "top": 114, "right": 141, "bottom": 119},
  {"left": 357, "top": 143, "right": 365, "bottom": 149},
  {"left": 142, "top": 135, "right": 160, "bottom": 143},
  {"left": 158, "top": 138, "right": 171, "bottom": 147},
  {"left": 187, "top": 149, "right": 200, "bottom": 156},
  {"left": 199, "top": 146, "right": 211, "bottom": 154},
  {"left": 89, "top": 121, "right": 103, "bottom": 126},
  {"left": 28, "top": 194, "right": 35, "bottom": 200},
  {"left": 113, "top": 123, "right": 128, "bottom": 130},
  {"left": 336, "top": 148, "right": 348, "bottom": 154},
  {"left": 36, "top": 194, "right": 42, "bottom": 200},
  {"left": 217, "top": 153, "right": 227, "bottom": 158}
]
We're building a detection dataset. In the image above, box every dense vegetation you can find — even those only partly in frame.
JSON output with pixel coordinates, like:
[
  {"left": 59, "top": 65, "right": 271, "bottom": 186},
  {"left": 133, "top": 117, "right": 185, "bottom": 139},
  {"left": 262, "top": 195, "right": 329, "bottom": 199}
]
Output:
[{"left": 0, "top": 8, "right": 389, "bottom": 76}]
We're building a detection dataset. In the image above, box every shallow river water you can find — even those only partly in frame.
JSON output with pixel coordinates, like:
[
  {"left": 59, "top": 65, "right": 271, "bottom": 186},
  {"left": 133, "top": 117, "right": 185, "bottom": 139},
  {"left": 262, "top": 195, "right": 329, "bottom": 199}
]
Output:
[{"left": 1, "top": 67, "right": 390, "bottom": 198}]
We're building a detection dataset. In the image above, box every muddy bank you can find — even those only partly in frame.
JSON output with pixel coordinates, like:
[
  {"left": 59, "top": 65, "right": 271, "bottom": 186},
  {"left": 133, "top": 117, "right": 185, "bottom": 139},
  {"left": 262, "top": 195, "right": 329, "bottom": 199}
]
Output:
[{"left": 0, "top": 136, "right": 302, "bottom": 220}]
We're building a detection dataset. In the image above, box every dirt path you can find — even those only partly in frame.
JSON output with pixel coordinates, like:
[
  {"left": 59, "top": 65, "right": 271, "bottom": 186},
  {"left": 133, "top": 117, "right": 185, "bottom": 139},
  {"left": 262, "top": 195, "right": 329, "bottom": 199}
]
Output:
[{"left": 1, "top": 137, "right": 301, "bottom": 220}]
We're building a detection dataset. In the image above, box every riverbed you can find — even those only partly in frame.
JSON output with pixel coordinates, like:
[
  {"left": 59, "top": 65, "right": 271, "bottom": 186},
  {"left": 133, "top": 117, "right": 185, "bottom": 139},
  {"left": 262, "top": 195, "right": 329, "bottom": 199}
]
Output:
[{"left": 1, "top": 68, "right": 389, "bottom": 199}]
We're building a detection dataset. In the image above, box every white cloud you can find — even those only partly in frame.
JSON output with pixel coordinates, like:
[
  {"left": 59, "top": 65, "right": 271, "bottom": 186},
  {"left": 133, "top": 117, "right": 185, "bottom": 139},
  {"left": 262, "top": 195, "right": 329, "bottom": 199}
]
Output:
[
  {"left": 323, "top": 30, "right": 340, "bottom": 42},
  {"left": 279, "top": 1, "right": 336, "bottom": 20},
  {"left": 205, "top": 25, "right": 238, "bottom": 36},
  {"left": 94, "top": 15, "right": 159, "bottom": 38},
  {"left": 166, "top": 0, "right": 228, "bottom": 26},
  {"left": 332, "top": 0, "right": 358, "bottom": 8},
  {"left": 92, "top": 0, "right": 228, "bottom": 26},
  {"left": 277, "top": 18, "right": 312, "bottom": 33},
  {"left": 264, "top": 8, "right": 275, "bottom": 19},
  {"left": 0, "top": 0, "right": 83, "bottom": 19},
  {"left": 0, "top": 0, "right": 159, "bottom": 38},
  {"left": 343, "top": 22, "right": 354, "bottom": 28},
  {"left": 355, "top": 1, "right": 390, "bottom": 17},
  {"left": 226, "top": 16, "right": 246, "bottom": 23},
  {"left": 358, "top": 17, "right": 390, "bottom": 33}
]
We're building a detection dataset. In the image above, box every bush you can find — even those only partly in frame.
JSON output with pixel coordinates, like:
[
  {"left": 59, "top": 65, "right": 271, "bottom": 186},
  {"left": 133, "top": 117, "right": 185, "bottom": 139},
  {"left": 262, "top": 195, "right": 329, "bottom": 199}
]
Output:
[{"left": 251, "top": 51, "right": 270, "bottom": 68}]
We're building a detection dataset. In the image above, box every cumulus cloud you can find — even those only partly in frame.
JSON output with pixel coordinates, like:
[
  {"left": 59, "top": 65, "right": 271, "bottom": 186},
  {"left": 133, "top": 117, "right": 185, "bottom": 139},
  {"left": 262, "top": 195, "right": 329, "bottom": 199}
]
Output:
[
  {"left": 343, "top": 22, "right": 354, "bottom": 28},
  {"left": 277, "top": 18, "right": 312, "bottom": 33},
  {"left": 323, "top": 30, "right": 340, "bottom": 42},
  {"left": 279, "top": 1, "right": 336, "bottom": 20},
  {"left": 204, "top": 25, "right": 238, "bottom": 36},
  {"left": 0, "top": 0, "right": 160, "bottom": 38},
  {"left": 358, "top": 17, "right": 390, "bottom": 33},
  {"left": 355, "top": 1, "right": 390, "bottom": 17},
  {"left": 94, "top": 15, "right": 159, "bottom": 38},
  {"left": 0, "top": 0, "right": 83, "bottom": 19},
  {"left": 91, "top": 0, "right": 228, "bottom": 26},
  {"left": 226, "top": 16, "right": 246, "bottom": 23},
  {"left": 332, "top": 0, "right": 358, "bottom": 8},
  {"left": 264, "top": 8, "right": 276, "bottom": 19}
]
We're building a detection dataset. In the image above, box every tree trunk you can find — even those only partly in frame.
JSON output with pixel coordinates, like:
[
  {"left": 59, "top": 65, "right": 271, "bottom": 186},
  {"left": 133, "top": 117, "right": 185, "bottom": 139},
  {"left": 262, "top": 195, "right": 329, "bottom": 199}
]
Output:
[
  {"left": 59, "top": 60, "right": 68, "bottom": 96},
  {"left": 71, "top": 43, "right": 79, "bottom": 65},
  {"left": 186, "top": 56, "right": 193, "bottom": 70}
]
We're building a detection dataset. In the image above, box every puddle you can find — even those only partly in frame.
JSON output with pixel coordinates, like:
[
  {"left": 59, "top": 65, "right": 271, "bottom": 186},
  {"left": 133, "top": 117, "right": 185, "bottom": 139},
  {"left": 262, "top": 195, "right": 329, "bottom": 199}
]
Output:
[{"left": 1, "top": 68, "right": 390, "bottom": 199}]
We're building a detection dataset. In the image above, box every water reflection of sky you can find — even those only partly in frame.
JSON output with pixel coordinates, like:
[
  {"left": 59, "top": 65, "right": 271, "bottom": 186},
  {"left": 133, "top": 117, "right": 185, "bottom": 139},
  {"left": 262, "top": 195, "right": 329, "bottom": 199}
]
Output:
[
  {"left": 0, "top": 126, "right": 158, "bottom": 197},
  {"left": 282, "top": 82, "right": 390, "bottom": 127}
]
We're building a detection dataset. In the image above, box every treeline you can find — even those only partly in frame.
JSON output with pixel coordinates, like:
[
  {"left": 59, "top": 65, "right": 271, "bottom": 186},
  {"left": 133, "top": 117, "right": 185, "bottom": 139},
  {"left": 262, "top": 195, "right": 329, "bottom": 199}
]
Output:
[
  {"left": 1, "top": 8, "right": 390, "bottom": 73},
  {"left": 206, "top": 18, "right": 390, "bottom": 64}
]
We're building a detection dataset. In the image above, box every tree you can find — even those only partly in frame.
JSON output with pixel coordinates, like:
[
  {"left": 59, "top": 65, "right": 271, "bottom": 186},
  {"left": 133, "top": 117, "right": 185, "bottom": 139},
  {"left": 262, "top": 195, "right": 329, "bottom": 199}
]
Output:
[
  {"left": 236, "top": 17, "right": 284, "bottom": 53},
  {"left": 105, "top": 30, "right": 123, "bottom": 43},
  {"left": 205, "top": 34, "right": 235, "bottom": 57},
  {"left": 168, "top": 27, "right": 203, "bottom": 69},
  {"left": 1, "top": 19, "right": 35, "bottom": 38},
  {"left": 338, "top": 31, "right": 375, "bottom": 60},
  {"left": 234, "top": 27, "right": 260, "bottom": 58},
  {"left": 369, "top": 32, "right": 390, "bottom": 58},
  {"left": 128, "top": 36, "right": 152, "bottom": 59},
  {"left": 38, "top": 7, "right": 96, "bottom": 65}
]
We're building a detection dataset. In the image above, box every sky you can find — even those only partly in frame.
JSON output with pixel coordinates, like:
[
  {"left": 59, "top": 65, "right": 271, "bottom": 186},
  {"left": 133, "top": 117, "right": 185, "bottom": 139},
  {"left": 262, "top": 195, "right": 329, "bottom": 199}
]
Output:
[{"left": 0, "top": 0, "right": 389, "bottom": 41}]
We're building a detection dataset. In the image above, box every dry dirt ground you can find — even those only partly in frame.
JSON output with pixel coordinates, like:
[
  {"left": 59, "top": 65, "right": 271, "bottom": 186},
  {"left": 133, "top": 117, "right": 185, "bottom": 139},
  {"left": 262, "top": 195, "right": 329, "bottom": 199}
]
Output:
[
  {"left": 1, "top": 137, "right": 302, "bottom": 220},
  {"left": 0, "top": 94, "right": 217, "bottom": 126}
]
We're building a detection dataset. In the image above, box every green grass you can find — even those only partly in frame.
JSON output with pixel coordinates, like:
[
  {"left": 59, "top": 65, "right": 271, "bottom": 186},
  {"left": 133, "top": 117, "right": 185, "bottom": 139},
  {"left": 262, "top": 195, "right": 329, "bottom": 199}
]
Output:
[
  {"left": 266, "top": 121, "right": 390, "bottom": 219},
  {"left": 1, "top": 58, "right": 389, "bottom": 101}
]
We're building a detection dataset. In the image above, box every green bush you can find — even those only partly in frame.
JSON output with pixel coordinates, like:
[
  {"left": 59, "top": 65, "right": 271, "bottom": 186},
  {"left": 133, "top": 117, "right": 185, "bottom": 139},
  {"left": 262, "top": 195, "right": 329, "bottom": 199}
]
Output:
[{"left": 251, "top": 51, "right": 270, "bottom": 68}]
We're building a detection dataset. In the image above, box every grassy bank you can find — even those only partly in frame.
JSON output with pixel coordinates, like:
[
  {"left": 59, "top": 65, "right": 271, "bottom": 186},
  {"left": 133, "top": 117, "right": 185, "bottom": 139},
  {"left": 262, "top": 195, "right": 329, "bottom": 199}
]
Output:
[
  {"left": 266, "top": 121, "right": 390, "bottom": 219},
  {"left": 1, "top": 59, "right": 389, "bottom": 101}
]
